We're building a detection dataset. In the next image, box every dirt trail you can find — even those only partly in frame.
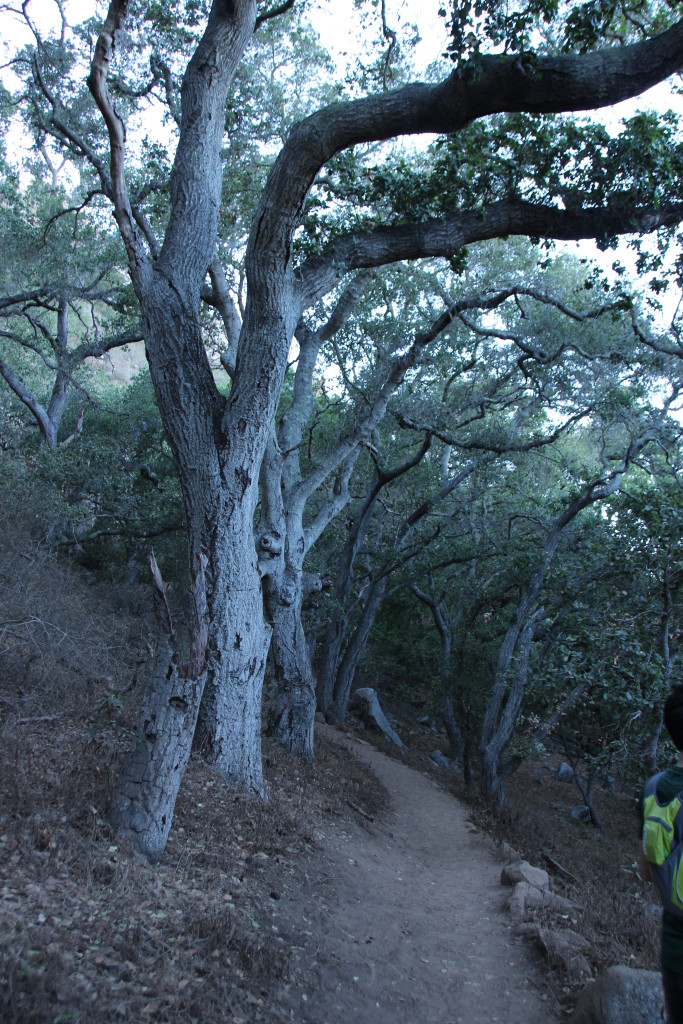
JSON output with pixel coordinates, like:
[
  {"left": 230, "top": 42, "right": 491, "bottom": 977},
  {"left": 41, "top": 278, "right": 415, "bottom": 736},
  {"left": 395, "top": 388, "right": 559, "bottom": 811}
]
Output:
[{"left": 275, "top": 726, "right": 561, "bottom": 1024}]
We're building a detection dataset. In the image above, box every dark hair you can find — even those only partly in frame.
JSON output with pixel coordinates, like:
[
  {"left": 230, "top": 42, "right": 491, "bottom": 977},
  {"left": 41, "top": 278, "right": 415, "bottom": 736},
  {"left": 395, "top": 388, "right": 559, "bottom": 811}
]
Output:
[{"left": 663, "top": 685, "right": 683, "bottom": 752}]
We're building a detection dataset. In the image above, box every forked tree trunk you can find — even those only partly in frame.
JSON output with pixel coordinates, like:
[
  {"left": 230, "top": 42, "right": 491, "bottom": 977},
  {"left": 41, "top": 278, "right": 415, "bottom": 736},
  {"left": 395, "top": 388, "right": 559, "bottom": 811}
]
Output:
[
  {"left": 478, "top": 607, "right": 544, "bottom": 806},
  {"left": 258, "top": 427, "right": 319, "bottom": 758}
]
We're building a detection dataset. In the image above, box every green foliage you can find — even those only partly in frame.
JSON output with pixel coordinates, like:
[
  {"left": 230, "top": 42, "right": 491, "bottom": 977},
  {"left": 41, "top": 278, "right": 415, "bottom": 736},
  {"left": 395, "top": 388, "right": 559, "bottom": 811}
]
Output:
[
  {"left": 439, "top": 0, "right": 683, "bottom": 69},
  {"left": 441, "top": 0, "right": 559, "bottom": 70},
  {"left": 9, "top": 368, "right": 186, "bottom": 582}
]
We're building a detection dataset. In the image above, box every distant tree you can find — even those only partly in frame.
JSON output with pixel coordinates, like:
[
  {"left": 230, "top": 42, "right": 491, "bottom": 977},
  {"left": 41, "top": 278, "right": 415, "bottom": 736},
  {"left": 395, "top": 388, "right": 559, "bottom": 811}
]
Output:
[{"left": 0, "top": 143, "right": 140, "bottom": 446}]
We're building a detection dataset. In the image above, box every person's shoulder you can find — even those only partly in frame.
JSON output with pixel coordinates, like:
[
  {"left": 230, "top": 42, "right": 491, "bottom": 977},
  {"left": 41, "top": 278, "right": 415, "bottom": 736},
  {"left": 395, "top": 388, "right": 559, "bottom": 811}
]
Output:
[{"left": 656, "top": 766, "right": 683, "bottom": 803}]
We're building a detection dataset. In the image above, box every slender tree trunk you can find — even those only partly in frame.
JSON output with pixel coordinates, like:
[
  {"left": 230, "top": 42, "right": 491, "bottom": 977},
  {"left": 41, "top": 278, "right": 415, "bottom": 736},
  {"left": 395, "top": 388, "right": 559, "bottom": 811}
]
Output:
[
  {"left": 410, "top": 581, "right": 466, "bottom": 764},
  {"left": 644, "top": 556, "right": 675, "bottom": 773},
  {"left": 442, "top": 692, "right": 464, "bottom": 763},
  {"left": 479, "top": 744, "right": 506, "bottom": 807},
  {"left": 327, "top": 577, "right": 388, "bottom": 725},
  {"left": 318, "top": 611, "right": 345, "bottom": 713},
  {"left": 643, "top": 713, "right": 664, "bottom": 776},
  {"left": 479, "top": 607, "right": 544, "bottom": 805},
  {"left": 462, "top": 712, "right": 475, "bottom": 786},
  {"left": 258, "top": 424, "right": 319, "bottom": 757},
  {"left": 43, "top": 300, "right": 70, "bottom": 445},
  {"left": 45, "top": 372, "right": 68, "bottom": 440}
]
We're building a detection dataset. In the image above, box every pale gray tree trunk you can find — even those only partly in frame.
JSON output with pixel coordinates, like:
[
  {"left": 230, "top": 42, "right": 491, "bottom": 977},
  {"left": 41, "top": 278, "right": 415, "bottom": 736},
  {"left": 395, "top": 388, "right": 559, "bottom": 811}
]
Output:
[
  {"left": 109, "top": 552, "right": 208, "bottom": 861},
  {"left": 410, "top": 581, "right": 465, "bottom": 764},
  {"left": 264, "top": 579, "right": 316, "bottom": 757},
  {"left": 108, "top": 652, "right": 207, "bottom": 862},
  {"left": 479, "top": 608, "right": 544, "bottom": 806},
  {"left": 318, "top": 550, "right": 370, "bottom": 717},
  {"left": 317, "top": 487, "right": 380, "bottom": 716},
  {"left": 327, "top": 576, "right": 388, "bottom": 726},
  {"left": 258, "top": 280, "right": 372, "bottom": 755}
]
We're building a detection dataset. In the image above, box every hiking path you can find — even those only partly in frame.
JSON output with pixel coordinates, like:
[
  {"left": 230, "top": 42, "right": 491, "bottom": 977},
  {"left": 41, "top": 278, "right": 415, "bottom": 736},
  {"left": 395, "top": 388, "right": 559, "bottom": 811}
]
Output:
[{"left": 273, "top": 725, "right": 562, "bottom": 1024}]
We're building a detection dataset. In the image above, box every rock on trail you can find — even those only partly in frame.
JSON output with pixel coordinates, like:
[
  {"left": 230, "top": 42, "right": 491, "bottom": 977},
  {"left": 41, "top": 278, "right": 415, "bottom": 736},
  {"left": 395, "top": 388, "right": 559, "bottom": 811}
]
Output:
[{"left": 275, "top": 726, "right": 561, "bottom": 1024}]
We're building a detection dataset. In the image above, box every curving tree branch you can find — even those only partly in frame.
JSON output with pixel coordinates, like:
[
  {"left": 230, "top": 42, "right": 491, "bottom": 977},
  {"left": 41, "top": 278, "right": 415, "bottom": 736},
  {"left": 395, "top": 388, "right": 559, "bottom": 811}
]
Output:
[{"left": 297, "top": 200, "right": 683, "bottom": 310}]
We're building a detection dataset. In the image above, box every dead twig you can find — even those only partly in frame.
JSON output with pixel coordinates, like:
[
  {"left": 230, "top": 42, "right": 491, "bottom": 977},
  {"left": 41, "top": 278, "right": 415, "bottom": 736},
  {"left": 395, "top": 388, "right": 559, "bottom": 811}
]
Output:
[
  {"left": 542, "top": 847, "right": 579, "bottom": 883},
  {"left": 346, "top": 799, "right": 374, "bottom": 823}
]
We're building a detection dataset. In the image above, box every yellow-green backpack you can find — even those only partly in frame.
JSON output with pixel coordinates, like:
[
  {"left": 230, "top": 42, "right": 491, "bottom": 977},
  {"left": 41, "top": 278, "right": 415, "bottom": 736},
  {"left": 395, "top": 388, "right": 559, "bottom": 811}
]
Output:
[{"left": 642, "top": 772, "right": 683, "bottom": 917}]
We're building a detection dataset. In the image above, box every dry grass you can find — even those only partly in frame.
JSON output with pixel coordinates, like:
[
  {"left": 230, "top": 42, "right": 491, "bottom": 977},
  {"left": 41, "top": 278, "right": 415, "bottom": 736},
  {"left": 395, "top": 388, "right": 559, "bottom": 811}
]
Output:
[{"left": 0, "top": 508, "right": 385, "bottom": 1024}]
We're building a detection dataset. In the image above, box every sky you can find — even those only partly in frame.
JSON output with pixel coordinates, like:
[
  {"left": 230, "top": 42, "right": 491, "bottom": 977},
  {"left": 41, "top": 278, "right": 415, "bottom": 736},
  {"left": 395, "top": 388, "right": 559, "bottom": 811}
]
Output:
[{"left": 1, "top": 0, "right": 682, "bottom": 319}]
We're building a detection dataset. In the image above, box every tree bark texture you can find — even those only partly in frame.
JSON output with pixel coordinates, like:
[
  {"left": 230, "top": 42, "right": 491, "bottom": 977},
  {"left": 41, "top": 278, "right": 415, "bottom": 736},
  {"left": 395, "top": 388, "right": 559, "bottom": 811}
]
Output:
[
  {"left": 108, "top": 643, "right": 207, "bottom": 863},
  {"left": 264, "top": 587, "right": 316, "bottom": 757},
  {"left": 108, "top": 553, "right": 208, "bottom": 862}
]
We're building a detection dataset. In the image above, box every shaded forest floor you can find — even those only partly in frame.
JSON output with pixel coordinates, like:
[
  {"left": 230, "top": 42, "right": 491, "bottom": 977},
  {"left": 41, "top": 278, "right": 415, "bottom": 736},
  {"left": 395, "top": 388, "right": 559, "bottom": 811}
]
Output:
[{"left": 0, "top": 504, "right": 661, "bottom": 1022}]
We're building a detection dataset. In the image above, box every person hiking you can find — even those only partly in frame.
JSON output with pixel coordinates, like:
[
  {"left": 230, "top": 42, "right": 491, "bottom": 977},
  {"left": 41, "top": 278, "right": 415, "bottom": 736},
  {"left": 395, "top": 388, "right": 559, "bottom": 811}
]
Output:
[{"left": 640, "top": 683, "right": 683, "bottom": 1024}]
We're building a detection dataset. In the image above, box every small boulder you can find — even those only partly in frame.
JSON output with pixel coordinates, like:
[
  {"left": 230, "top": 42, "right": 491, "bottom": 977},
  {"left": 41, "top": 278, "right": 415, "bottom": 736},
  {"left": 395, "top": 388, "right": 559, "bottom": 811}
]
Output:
[
  {"left": 349, "top": 688, "right": 404, "bottom": 748},
  {"left": 571, "top": 805, "right": 593, "bottom": 824},
  {"left": 569, "top": 965, "right": 665, "bottom": 1023},
  {"left": 508, "top": 881, "right": 529, "bottom": 922},
  {"left": 557, "top": 762, "right": 574, "bottom": 782},
  {"left": 501, "top": 841, "right": 521, "bottom": 864},
  {"left": 535, "top": 926, "right": 592, "bottom": 980},
  {"left": 429, "top": 749, "right": 457, "bottom": 772},
  {"left": 501, "top": 860, "right": 550, "bottom": 892},
  {"left": 507, "top": 880, "right": 578, "bottom": 921}
]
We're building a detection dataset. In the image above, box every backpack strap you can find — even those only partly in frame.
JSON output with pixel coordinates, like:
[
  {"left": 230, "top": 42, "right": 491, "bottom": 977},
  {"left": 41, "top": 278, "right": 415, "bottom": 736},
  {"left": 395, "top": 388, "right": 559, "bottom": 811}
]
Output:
[{"left": 643, "top": 772, "right": 666, "bottom": 804}]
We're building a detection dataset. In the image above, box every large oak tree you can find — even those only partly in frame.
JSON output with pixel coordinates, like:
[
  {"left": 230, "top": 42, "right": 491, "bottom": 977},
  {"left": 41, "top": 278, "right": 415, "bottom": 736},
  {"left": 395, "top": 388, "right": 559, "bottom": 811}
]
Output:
[{"left": 14, "top": 0, "right": 683, "bottom": 859}]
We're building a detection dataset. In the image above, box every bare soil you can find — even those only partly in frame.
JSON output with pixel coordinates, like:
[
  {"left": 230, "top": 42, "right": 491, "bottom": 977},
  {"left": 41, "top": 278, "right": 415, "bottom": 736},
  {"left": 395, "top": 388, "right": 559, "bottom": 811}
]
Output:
[{"left": 274, "top": 725, "right": 560, "bottom": 1024}]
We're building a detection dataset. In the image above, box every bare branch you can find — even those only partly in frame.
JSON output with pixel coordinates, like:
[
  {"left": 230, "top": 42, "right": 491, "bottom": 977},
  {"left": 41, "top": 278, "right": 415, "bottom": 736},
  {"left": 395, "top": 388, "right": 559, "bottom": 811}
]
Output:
[
  {"left": 254, "top": 0, "right": 295, "bottom": 30},
  {"left": 202, "top": 261, "right": 242, "bottom": 377},
  {"left": 0, "top": 357, "right": 53, "bottom": 440},
  {"left": 59, "top": 409, "right": 83, "bottom": 447},
  {"left": 149, "top": 551, "right": 178, "bottom": 655},
  {"left": 297, "top": 201, "right": 683, "bottom": 309},
  {"left": 87, "top": 0, "right": 151, "bottom": 285}
]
